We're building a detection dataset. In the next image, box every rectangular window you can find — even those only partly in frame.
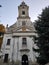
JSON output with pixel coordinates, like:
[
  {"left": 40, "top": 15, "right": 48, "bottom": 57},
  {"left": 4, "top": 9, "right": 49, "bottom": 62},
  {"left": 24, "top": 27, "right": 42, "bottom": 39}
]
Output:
[
  {"left": 22, "top": 21, "right": 26, "bottom": 26},
  {"left": 7, "top": 39, "right": 11, "bottom": 45},
  {"left": 22, "top": 38, "right": 27, "bottom": 45}
]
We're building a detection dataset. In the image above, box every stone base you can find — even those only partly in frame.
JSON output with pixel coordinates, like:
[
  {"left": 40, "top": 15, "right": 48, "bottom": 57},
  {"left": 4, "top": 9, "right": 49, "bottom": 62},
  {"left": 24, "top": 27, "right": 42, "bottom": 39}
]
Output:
[{"left": 0, "top": 59, "right": 39, "bottom": 65}]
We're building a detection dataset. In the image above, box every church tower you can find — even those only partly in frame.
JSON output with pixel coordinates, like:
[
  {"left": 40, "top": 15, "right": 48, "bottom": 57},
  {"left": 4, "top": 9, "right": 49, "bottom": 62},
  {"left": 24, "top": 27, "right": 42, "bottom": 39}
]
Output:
[
  {"left": 1, "top": 1, "right": 37, "bottom": 65},
  {"left": 17, "top": 1, "right": 30, "bottom": 19},
  {"left": 17, "top": 1, "right": 32, "bottom": 31}
]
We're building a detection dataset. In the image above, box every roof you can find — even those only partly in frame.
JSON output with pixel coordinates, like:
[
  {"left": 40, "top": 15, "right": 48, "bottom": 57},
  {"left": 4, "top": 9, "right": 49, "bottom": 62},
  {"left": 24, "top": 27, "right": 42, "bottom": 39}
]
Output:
[{"left": 19, "top": 1, "right": 28, "bottom": 7}]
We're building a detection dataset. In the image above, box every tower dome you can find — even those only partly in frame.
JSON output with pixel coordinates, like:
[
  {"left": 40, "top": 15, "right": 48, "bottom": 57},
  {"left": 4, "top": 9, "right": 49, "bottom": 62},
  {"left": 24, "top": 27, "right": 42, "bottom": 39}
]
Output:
[{"left": 20, "top": 1, "right": 27, "bottom": 6}]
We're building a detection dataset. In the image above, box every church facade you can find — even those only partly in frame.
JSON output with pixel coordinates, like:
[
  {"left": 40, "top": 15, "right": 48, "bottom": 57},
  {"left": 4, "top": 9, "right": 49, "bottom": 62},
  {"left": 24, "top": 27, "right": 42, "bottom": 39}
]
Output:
[{"left": 1, "top": 1, "right": 37, "bottom": 65}]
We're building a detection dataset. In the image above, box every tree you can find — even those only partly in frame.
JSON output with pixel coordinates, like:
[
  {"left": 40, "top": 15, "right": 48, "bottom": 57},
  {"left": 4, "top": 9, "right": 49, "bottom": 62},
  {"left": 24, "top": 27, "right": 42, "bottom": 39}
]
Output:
[{"left": 33, "top": 6, "right": 49, "bottom": 65}]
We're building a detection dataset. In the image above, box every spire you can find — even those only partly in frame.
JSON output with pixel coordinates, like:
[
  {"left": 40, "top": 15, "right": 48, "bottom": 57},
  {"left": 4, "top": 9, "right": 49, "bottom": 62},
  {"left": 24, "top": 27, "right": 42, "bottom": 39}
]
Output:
[
  {"left": 20, "top": 1, "right": 27, "bottom": 6},
  {"left": 6, "top": 24, "right": 8, "bottom": 32},
  {"left": 21, "top": 1, "right": 25, "bottom": 5}
]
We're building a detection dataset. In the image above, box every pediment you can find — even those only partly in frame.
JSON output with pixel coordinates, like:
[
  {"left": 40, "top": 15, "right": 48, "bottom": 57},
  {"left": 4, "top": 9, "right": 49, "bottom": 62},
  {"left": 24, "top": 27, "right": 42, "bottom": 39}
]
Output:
[
  {"left": 17, "top": 28, "right": 31, "bottom": 31},
  {"left": 7, "top": 23, "right": 35, "bottom": 33},
  {"left": 16, "top": 26, "right": 33, "bottom": 32}
]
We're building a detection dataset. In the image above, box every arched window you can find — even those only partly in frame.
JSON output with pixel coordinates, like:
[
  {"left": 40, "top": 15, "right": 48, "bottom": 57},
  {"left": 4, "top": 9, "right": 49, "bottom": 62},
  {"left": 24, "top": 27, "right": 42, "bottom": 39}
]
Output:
[{"left": 22, "top": 11, "right": 25, "bottom": 15}]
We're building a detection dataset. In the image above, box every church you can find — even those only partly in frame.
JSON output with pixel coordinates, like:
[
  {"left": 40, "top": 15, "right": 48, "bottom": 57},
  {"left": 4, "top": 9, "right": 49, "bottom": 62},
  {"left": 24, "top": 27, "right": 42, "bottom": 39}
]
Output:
[{"left": 1, "top": 1, "right": 37, "bottom": 65}]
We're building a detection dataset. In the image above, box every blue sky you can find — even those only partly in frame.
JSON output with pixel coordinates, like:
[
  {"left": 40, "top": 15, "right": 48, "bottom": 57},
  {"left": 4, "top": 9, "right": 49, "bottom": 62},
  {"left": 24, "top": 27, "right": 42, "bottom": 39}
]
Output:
[{"left": 0, "top": 0, "right": 49, "bottom": 26}]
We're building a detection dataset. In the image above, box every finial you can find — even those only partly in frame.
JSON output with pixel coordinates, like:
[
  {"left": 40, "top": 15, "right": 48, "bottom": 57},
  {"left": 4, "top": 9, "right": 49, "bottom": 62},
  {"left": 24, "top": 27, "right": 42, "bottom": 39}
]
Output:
[
  {"left": 21, "top": 0, "right": 25, "bottom": 5},
  {"left": 22, "top": 0, "right": 24, "bottom": 1},
  {"left": 6, "top": 24, "right": 8, "bottom": 32},
  {"left": 22, "top": 0, "right": 24, "bottom": 2},
  {"left": 6, "top": 24, "right": 8, "bottom": 28}
]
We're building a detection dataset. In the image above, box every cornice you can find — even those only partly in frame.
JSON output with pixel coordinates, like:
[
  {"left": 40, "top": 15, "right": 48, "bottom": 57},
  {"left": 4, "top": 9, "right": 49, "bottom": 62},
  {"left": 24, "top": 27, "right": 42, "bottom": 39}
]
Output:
[{"left": 17, "top": 16, "right": 30, "bottom": 19}]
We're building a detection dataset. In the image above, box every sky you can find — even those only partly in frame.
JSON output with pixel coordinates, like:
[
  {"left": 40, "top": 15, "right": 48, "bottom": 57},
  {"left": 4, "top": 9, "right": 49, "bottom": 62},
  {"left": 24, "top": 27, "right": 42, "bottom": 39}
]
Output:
[{"left": 0, "top": 0, "right": 49, "bottom": 27}]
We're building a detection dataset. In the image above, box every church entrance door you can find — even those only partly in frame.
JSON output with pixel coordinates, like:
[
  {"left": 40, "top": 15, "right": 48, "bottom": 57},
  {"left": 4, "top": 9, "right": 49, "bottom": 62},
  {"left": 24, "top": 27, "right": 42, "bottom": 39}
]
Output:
[{"left": 22, "top": 54, "right": 28, "bottom": 65}]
